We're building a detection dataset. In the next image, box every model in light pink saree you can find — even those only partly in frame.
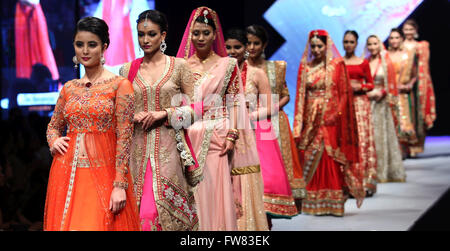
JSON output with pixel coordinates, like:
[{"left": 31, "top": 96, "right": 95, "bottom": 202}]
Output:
[{"left": 177, "top": 6, "right": 260, "bottom": 231}]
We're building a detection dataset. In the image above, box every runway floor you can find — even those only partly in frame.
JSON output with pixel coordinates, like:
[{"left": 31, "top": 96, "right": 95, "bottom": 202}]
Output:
[{"left": 272, "top": 136, "right": 450, "bottom": 231}]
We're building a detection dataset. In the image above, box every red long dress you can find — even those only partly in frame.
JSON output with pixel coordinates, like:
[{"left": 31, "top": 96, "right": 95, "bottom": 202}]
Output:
[
  {"left": 294, "top": 58, "right": 363, "bottom": 216},
  {"left": 346, "top": 60, "right": 378, "bottom": 195}
]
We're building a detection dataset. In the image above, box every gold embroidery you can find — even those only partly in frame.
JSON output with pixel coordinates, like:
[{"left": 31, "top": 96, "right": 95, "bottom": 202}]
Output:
[
  {"left": 231, "top": 165, "right": 261, "bottom": 175},
  {"left": 302, "top": 189, "right": 346, "bottom": 216},
  {"left": 60, "top": 133, "right": 83, "bottom": 230}
]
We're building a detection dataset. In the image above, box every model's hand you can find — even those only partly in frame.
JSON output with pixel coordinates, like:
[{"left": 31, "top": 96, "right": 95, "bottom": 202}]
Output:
[
  {"left": 369, "top": 89, "right": 384, "bottom": 102},
  {"left": 399, "top": 84, "right": 412, "bottom": 93},
  {"left": 134, "top": 111, "right": 147, "bottom": 123},
  {"left": 351, "top": 83, "right": 362, "bottom": 92},
  {"left": 220, "top": 139, "right": 235, "bottom": 156},
  {"left": 141, "top": 111, "right": 167, "bottom": 131},
  {"left": 367, "top": 90, "right": 376, "bottom": 100},
  {"left": 374, "top": 89, "right": 386, "bottom": 102},
  {"left": 109, "top": 187, "right": 126, "bottom": 214},
  {"left": 50, "top": 137, "right": 70, "bottom": 155},
  {"left": 404, "top": 83, "right": 413, "bottom": 92}
]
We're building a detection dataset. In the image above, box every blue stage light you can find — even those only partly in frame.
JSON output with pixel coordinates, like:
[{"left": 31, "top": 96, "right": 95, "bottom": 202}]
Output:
[
  {"left": 1, "top": 98, "right": 9, "bottom": 109},
  {"left": 16, "top": 92, "right": 59, "bottom": 106}
]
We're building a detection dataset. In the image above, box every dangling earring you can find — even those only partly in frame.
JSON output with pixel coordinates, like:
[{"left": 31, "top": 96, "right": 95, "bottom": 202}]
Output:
[
  {"left": 100, "top": 55, "right": 106, "bottom": 65},
  {"left": 261, "top": 50, "right": 266, "bottom": 59},
  {"left": 244, "top": 50, "right": 250, "bottom": 59},
  {"left": 414, "top": 33, "right": 419, "bottom": 39},
  {"left": 160, "top": 40, "right": 167, "bottom": 54},
  {"left": 72, "top": 56, "right": 79, "bottom": 69}
]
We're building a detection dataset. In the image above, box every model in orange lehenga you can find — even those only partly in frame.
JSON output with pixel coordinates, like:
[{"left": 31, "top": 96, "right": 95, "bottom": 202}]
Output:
[
  {"left": 293, "top": 30, "right": 364, "bottom": 217},
  {"left": 44, "top": 17, "right": 140, "bottom": 231}
]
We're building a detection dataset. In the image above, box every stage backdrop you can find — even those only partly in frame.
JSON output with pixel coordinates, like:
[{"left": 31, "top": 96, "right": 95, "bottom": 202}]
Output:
[{"left": 1, "top": 0, "right": 448, "bottom": 135}]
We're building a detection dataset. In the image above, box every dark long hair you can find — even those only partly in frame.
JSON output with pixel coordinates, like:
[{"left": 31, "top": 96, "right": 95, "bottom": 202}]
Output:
[
  {"left": 246, "top": 25, "right": 268, "bottom": 45},
  {"left": 225, "top": 28, "right": 248, "bottom": 45},
  {"left": 344, "top": 30, "right": 359, "bottom": 41},
  {"left": 137, "top": 10, "right": 168, "bottom": 34}
]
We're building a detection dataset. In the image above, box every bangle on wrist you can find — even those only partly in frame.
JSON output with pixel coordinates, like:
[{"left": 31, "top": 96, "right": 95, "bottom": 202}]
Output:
[
  {"left": 227, "top": 129, "right": 239, "bottom": 140},
  {"left": 113, "top": 181, "right": 128, "bottom": 190},
  {"left": 226, "top": 137, "right": 236, "bottom": 143}
]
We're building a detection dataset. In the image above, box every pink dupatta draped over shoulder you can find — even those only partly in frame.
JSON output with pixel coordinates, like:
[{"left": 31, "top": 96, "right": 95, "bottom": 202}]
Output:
[{"left": 176, "top": 6, "right": 261, "bottom": 230}]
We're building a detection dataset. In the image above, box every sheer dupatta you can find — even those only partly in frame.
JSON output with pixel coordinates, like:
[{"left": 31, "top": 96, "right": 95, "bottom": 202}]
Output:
[
  {"left": 176, "top": 6, "right": 259, "bottom": 173},
  {"left": 176, "top": 7, "right": 227, "bottom": 59},
  {"left": 293, "top": 30, "right": 363, "bottom": 198}
]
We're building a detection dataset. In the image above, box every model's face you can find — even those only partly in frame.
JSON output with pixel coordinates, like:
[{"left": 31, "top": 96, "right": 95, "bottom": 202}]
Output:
[
  {"left": 247, "top": 34, "right": 265, "bottom": 60},
  {"left": 367, "top": 37, "right": 380, "bottom": 56},
  {"left": 137, "top": 20, "right": 166, "bottom": 55},
  {"left": 73, "top": 31, "right": 107, "bottom": 68},
  {"left": 343, "top": 33, "right": 357, "bottom": 54},
  {"left": 225, "top": 38, "right": 246, "bottom": 64},
  {"left": 402, "top": 23, "right": 417, "bottom": 40},
  {"left": 310, "top": 37, "right": 326, "bottom": 60},
  {"left": 388, "top": 31, "right": 403, "bottom": 49},
  {"left": 191, "top": 22, "right": 216, "bottom": 54}
]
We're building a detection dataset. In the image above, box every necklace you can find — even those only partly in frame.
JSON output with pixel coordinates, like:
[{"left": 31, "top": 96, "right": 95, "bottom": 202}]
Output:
[
  {"left": 195, "top": 51, "right": 215, "bottom": 64},
  {"left": 83, "top": 68, "right": 105, "bottom": 88}
]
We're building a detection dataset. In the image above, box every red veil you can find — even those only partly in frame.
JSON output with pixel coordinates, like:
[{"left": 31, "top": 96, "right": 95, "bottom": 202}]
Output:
[
  {"left": 293, "top": 30, "right": 363, "bottom": 198},
  {"left": 176, "top": 6, "right": 228, "bottom": 59}
]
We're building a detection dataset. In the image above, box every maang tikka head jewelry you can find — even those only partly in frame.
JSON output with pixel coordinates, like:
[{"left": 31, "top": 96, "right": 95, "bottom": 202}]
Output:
[
  {"left": 143, "top": 13, "right": 149, "bottom": 28},
  {"left": 310, "top": 31, "right": 321, "bottom": 44},
  {"left": 203, "top": 10, "right": 209, "bottom": 26}
]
